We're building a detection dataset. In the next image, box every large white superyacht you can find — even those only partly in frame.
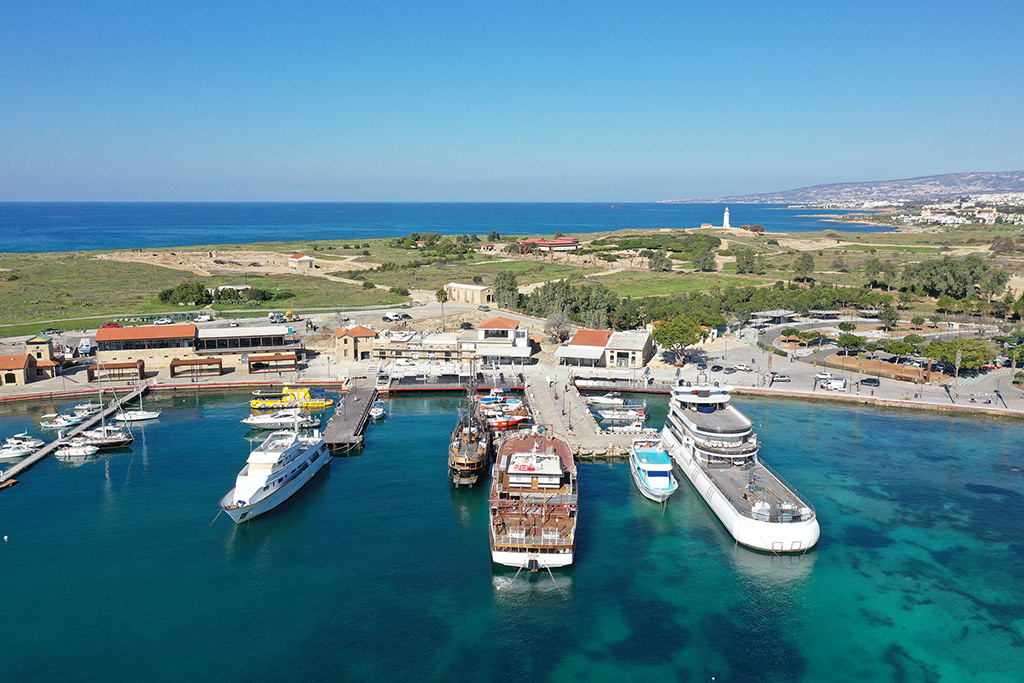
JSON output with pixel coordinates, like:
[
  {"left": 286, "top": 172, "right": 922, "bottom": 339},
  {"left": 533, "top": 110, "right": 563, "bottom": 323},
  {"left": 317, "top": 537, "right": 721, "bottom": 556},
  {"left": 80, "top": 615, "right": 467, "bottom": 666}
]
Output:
[
  {"left": 219, "top": 429, "right": 331, "bottom": 523},
  {"left": 661, "top": 380, "right": 819, "bottom": 552}
]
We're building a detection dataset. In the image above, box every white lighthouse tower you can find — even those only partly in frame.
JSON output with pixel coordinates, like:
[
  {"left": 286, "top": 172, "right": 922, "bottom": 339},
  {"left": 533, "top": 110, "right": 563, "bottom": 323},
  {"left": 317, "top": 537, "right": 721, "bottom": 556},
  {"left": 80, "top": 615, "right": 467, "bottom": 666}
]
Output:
[{"left": 723, "top": 207, "right": 731, "bottom": 229}]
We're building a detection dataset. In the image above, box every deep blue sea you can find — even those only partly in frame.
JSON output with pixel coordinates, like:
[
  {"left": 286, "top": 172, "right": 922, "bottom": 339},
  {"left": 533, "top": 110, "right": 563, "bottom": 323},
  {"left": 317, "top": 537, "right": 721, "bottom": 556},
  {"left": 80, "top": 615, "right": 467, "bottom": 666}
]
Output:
[
  {"left": 0, "top": 203, "right": 885, "bottom": 253},
  {"left": 1, "top": 392, "right": 1021, "bottom": 682}
]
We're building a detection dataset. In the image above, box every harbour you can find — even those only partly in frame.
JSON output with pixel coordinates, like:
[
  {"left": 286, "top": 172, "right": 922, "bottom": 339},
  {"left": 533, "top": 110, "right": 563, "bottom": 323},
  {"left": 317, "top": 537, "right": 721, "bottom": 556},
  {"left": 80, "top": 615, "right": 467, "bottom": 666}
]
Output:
[{"left": 0, "top": 391, "right": 1021, "bottom": 680}]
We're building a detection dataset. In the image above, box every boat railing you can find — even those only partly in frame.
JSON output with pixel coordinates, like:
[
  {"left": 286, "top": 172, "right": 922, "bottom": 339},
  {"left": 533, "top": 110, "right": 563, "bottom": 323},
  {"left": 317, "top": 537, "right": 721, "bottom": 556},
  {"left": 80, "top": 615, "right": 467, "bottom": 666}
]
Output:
[
  {"left": 757, "top": 459, "right": 816, "bottom": 515},
  {"left": 693, "top": 437, "right": 759, "bottom": 457},
  {"left": 492, "top": 532, "right": 573, "bottom": 546}
]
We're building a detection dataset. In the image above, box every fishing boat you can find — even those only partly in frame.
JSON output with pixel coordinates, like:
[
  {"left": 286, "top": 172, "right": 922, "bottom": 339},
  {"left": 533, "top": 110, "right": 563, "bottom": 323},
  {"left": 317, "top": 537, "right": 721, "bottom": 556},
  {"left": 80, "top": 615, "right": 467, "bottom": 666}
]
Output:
[
  {"left": 449, "top": 412, "right": 490, "bottom": 486},
  {"left": 241, "top": 408, "right": 320, "bottom": 430},
  {"left": 629, "top": 439, "right": 678, "bottom": 502},
  {"left": 0, "top": 442, "right": 33, "bottom": 460},
  {"left": 583, "top": 392, "right": 624, "bottom": 407},
  {"left": 369, "top": 400, "right": 387, "bottom": 421},
  {"left": 489, "top": 433, "right": 578, "bottom": 569},
  {"left": 219, "top": 429, "right": 331, "bottom": 523},
  {"left": 661, "top": 381, "right": 819, "bottom": 552},
  {"left": 250, "top": 386, "right": 334, "bottom": 410}
]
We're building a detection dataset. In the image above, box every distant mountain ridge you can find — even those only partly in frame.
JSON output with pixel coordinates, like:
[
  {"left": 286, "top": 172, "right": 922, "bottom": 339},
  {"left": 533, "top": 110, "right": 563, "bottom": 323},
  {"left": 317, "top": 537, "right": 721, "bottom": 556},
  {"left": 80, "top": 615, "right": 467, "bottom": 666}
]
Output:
[{"left": 667, "top": 170, "right": 1024, "bottom": 204}]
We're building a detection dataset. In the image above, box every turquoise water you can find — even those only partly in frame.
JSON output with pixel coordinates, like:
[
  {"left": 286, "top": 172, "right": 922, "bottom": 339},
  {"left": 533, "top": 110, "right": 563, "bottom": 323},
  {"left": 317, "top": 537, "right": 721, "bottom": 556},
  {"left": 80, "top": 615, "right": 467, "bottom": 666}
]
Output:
[{"left": 1, "top": 393, "right": 1022, "bottom": 681}]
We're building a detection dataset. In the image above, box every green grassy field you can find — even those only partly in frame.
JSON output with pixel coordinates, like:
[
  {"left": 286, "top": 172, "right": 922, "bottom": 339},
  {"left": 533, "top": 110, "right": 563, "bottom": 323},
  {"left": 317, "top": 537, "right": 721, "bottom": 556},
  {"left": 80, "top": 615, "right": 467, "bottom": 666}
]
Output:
[
  {"left": 0, "top": 251, "right": 405, "bottom": 327},
  {"left": 586, "top": 271, "right": 763, "bottom": 297}
]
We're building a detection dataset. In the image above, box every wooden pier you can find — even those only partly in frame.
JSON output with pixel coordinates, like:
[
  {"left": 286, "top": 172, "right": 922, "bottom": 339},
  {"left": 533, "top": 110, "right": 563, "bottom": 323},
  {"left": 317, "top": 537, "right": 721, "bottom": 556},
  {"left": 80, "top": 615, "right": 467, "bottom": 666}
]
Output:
[
  {"left": 322, "top": 384, "right": 377, "bottom": 453},
  {"left": 0, "top": 383, "right": 149, "bottom": 489}
]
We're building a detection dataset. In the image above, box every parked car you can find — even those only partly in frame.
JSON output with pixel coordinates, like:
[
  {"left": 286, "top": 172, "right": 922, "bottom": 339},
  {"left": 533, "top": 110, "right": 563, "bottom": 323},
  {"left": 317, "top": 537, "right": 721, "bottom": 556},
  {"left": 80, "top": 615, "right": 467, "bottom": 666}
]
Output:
[
  {"left": 460, "top": 322, "right": 474, "bottom": 330},
  {"left": 194, "top": 314, "right": 212, "bottom": 323},
  {"left": 861, "top": 377, "right": 881, "bottom": 387},
  {"left": 696, "top": 363, "right": 708, "bottom": 370},
  {"left": 399, "top": 313, "right": 412, "bottom": 320},
  {"left": 711, "top": 364, "right": 724, "bottom": 372},
  {"left": 41, "top": 328, "right": 60, "bottom": 335},
  {"left": 100, "top": 322, "right": 119, "bottom": 328},
  {"left": 229, "top": 321, "right": 240, "bottom": 327},
  {"left": 154, "top": 317, "right": 173, "bottom": 325},
  {"left": 722, "top": 367, "right": 737, "bottom": 374},
  {"left": 772, "top": 374, "right": 792, "bottom": 383},
  {"left": 824, "top": 378, "right": 847, "bottom": 391},
  {"left": 982, "top": 362, "right": 999, "bottom": 370},
  {"left": 478, "top": 305, "right": 491, "bottom": 312},
  {"left": 734, "top": 363, "right": 752, "bottom": 372},
  {"left": 814, "top": 371, "right": 833, "bottom": 381}
]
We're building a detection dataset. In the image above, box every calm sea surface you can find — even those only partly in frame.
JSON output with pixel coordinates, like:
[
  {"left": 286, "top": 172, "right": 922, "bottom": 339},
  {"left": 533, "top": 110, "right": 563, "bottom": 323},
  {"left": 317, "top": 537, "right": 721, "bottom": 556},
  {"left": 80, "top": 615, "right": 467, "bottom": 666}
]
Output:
[
  {"left": 1, "top": 392, "right": 1021, "bottom": 682},
  {"left": 0, "top": 203, "right": 886, "bottom": 253}
]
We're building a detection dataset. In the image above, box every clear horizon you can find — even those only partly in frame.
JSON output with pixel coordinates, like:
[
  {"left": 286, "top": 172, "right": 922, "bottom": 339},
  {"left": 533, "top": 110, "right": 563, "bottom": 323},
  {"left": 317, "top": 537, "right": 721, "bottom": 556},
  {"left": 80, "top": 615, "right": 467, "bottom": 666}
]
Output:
[{"left": 2, "top": 1, "right": 1022, "bottom": 202}]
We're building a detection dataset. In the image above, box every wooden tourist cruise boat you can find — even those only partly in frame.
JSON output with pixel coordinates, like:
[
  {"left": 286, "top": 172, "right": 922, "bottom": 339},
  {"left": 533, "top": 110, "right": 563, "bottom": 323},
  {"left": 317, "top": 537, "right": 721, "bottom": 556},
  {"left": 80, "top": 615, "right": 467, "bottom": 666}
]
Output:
[{"left": 488, "top": 433, "right": 578, "bottom": 569}]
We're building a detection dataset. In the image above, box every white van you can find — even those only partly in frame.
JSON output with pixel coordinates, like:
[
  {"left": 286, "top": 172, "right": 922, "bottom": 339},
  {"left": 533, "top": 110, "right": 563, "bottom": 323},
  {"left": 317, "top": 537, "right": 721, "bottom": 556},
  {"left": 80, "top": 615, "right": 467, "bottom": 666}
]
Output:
[{"left": 824, "top": 378, "right": 847, "bottom": 391}]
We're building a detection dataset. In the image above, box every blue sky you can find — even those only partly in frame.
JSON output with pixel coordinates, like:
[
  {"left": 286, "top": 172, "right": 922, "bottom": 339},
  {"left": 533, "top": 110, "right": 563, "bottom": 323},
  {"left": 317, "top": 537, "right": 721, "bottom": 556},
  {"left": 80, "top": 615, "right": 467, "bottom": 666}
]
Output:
[{"left": 1, "top": 1, "right": 1021, "bottom": 201}]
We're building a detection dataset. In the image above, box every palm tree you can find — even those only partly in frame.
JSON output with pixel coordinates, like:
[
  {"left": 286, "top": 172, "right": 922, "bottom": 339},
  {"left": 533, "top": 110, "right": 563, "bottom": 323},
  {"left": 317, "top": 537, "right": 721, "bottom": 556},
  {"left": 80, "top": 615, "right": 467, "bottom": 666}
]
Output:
[{"left": 436, "top": 287, "right": 449, "bottom": 331}]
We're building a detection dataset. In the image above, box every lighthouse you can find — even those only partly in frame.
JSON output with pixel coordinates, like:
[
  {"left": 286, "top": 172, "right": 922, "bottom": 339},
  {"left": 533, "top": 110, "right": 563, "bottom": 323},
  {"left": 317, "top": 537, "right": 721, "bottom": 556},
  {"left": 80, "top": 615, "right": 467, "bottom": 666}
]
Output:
[{"left": 723, "top": 207, "right": 731, "bottom": 229}]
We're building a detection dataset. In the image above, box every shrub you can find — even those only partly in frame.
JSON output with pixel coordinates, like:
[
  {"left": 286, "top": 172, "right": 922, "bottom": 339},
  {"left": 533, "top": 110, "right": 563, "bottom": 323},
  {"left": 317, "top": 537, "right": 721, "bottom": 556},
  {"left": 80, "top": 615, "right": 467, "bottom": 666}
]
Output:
[{"left": 362, "top": 281, "right": 375, "bottom": 289}]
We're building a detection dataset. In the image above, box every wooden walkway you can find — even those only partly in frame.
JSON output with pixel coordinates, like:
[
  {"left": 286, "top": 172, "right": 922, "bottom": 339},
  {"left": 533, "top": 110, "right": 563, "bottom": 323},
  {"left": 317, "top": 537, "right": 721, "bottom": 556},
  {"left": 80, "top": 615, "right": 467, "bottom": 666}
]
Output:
[
  {"left": 378, "top": 377, "right": 524, "bottom": 394},
  {"left": 0, "top": 384, "right": 149, "bottom": 488},
  {"left": 323, "top": 384, "right": 377, "bottom": 452}
]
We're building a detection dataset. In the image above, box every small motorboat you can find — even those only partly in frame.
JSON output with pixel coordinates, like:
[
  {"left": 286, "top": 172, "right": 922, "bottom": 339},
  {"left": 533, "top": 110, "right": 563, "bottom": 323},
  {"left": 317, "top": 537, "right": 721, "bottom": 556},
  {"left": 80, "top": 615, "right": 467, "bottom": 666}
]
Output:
[
  {"left": 114, "top": 410, "right": 161, "bottom": 422},
  {"left": 583, "top": 392, "right": 625, "bottom": 407},
  {"left": 0, "top": 443, "right": 33, "bottom": 460},
  {"left": 55, "top": 442, "right": 100, "bottom": 458},
  {"left": 5, "top": 432, "right": 45, "bottom": 449},
  {"left": 369, "top": 401, "right": 387, "bottom": 420},
  {"left": 41, "top": 413, "right": 85, "bottom": 429}
]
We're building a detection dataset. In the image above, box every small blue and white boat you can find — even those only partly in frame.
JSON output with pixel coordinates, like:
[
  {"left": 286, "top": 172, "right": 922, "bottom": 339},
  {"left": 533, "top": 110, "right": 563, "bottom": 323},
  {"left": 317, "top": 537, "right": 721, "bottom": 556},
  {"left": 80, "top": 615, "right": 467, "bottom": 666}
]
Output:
[
  {"left": 369, "top": 400, "right": 387, "bottom": 420},
  {"left": 629, "top": 439, "right": 678, "bottom": 503}
]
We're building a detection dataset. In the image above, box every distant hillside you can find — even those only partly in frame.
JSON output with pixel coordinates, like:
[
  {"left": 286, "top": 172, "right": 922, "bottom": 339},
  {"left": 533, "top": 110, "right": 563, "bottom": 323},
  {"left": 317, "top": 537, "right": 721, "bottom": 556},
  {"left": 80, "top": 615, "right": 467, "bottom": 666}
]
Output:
[{"left": 666, "top": 170, "right": 1024, "bottom": 205}]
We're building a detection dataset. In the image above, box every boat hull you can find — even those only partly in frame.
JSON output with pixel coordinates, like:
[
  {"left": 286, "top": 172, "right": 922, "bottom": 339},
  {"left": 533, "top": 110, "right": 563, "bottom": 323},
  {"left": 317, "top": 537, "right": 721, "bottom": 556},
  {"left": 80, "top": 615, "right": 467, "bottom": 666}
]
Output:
[
  {"left": 662, "top": 427, "right": 819, "bottom": 553},
  {"left": 219, "top": 446, "right": 331, "bottom": 523},
  {"left": 490, "top": 548, "right": 574, "bottom": 569}
]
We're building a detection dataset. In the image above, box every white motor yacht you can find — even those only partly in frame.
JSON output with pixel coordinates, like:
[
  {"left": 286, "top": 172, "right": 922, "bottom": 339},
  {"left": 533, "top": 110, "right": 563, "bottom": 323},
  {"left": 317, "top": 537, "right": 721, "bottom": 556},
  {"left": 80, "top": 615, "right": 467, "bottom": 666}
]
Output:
[
  {"left": 583, "top": 392, "right": 625, "bottom": 406},
  {"left": 661, "top": 381, "right": 819, "bottom": 553},
  {"left": 55, "top": 442, "right": 100, "bottom": 458},
  {"left": 0, "top": 443, "right": 33, "bottom": 460},
  {"left": 5, "top": 432, "right": 45, "bottom": 449},
  {"left": 219, "top": 429, "right": 331, "bottom": 523},
  {"left": 629, "top": 439, "right": 678, "bottom": 503},
  {"left": 241, "top": 408, "right": 320, "bottom": 430}
]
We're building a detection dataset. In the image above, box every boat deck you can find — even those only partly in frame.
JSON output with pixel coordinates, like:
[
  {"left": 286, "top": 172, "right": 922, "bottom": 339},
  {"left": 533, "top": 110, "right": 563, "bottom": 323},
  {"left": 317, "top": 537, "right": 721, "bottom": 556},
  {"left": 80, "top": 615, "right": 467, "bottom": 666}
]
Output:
[
  {"left": 675, "top": 405, "right": 751, "bottom": 434},
  {"left": 703, "top": 460, "right": 811, "bottom": 521}
]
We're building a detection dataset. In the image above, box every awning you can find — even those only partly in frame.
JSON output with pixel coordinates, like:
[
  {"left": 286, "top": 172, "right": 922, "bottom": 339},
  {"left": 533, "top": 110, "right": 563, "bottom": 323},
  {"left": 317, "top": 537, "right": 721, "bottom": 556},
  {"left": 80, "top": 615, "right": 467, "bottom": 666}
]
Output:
[{"left": 555, "top": 345, "right": 605, "bottom": 360}]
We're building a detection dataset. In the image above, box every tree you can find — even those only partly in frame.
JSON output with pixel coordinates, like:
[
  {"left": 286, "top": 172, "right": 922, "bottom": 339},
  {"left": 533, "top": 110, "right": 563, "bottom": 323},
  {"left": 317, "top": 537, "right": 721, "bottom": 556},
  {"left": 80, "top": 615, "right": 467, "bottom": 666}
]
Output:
[
  {"left": 488, "top": 230, "right": 501, "bottom": 242},
  {"left": 1014, "top": 292, "right": 1024, "bottom": 320},
  {"left": 734, "top": 248, "right": 756, "bottom": 274},
  {"left": 911, "top": 315, "right": 925, "bottom": 327},
  {"left": 929, "top": 314, "right": 942, "bottom": 325},
  {"left": 435, "top": 287, "right": 448, "bottom": 331},
  {"left": 648, "top": 250, "right": 673, "bottom": 272},
  {"left": 692, "top": 248, "right": 716, "bottom": 272},
  {"left": 903, "top": 334, "right": 925, "bottom": 352},
  {"left": 838, "top": 322, "right": 856, "bottom": 332},
  {"left": 158, "top": 281, "right": 212, "bottom": 306},
  {"left": 493, "top": 271, "right": 520, "bottom": 309},
  {"left": 837, "top": 333, "right": 863, "bottom": 355},
  {"left": 793, "top": 253, "right": 815, "bottom": 282},
  {"left": 863, "top": 341, "right": 879, "bottom": 358},
  {"left": 544, "top": 311, "right": 572, "bottom": 343},
  {"left": 878, "top": 306, "right": 900, "bottom": 330},
  {"left": 780, "top": 327, "right": 800, "bottom": 339},
  {"left": 936, "top": 295, "right": 956, "bottom": 312},
  {"left": 651, "top": 315, "right": 703, "bottom": 365}
]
